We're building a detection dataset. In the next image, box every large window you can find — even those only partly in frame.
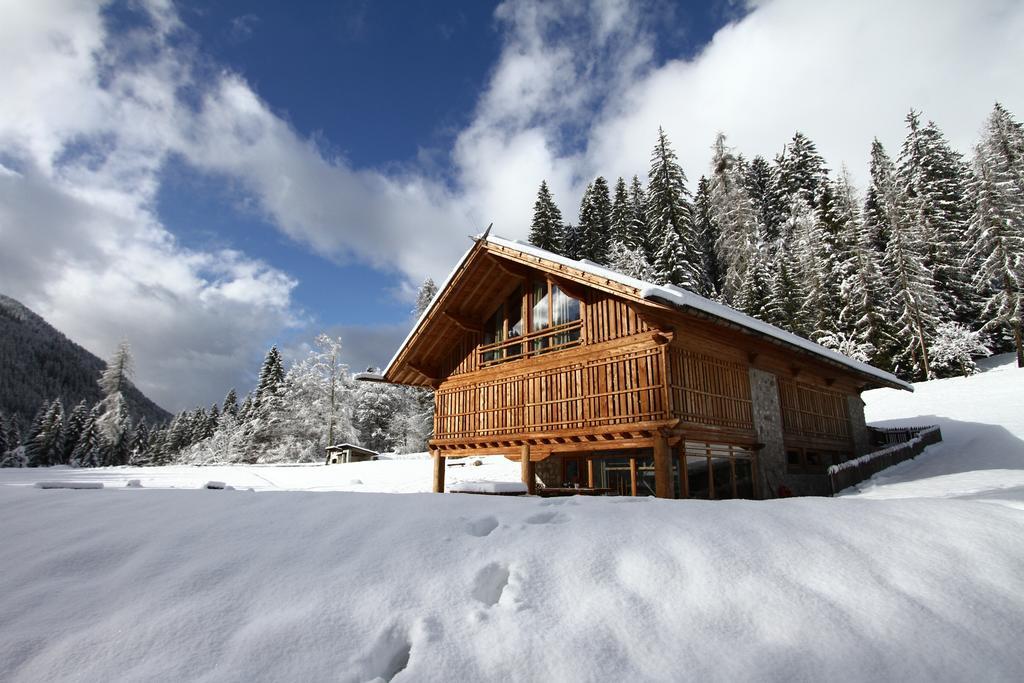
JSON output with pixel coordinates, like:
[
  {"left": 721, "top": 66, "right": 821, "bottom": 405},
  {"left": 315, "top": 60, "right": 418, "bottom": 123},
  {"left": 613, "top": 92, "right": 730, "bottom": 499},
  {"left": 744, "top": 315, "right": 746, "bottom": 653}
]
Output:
[{"left": 479, "top": 279, "right": 581, "bottom": 366}]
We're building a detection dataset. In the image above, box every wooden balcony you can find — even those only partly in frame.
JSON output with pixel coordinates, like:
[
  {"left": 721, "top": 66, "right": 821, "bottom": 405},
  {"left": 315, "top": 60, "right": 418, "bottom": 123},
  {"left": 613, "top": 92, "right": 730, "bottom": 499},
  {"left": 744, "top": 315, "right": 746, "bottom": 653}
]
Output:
[{"left": 435, "top": 339, "right": 668, "bottom": 443}]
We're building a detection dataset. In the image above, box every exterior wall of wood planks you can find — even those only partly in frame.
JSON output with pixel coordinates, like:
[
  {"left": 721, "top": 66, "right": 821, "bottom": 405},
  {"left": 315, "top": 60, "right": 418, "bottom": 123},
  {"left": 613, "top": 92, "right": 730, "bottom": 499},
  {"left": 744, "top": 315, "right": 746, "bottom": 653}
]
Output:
[
  {"left": 777, "top": 378, "right": 851, "bottom": 442},
  {"left": 667, "top": 347, "right": 754, "bottom": 432},
  {"left": 585, "top": 293, "right": 652, "bottom": 344}
]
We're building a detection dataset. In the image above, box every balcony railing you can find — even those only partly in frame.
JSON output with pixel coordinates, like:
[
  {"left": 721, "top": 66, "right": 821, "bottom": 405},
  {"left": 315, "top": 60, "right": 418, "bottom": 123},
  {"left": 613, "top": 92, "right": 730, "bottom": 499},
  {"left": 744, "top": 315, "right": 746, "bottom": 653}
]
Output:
[{"left": 478, "top": 319, "right": 583, "bottom": 367}]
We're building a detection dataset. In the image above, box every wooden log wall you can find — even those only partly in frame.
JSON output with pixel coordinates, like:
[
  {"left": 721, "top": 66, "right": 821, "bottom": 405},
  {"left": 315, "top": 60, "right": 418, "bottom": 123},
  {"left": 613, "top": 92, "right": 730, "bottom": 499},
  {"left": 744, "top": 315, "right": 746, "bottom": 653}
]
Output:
[
  {"left": 433, "top": 342, "right": 667, "bottom": 441},
  {"left": 667, "top": 347, "right": 754, "bottom": 431},
  {"left": 777, "top": 378, "right": 851, "bottom": 441},
  {"left": 585, "top": 294, "right": 651, "bottom": 343}
]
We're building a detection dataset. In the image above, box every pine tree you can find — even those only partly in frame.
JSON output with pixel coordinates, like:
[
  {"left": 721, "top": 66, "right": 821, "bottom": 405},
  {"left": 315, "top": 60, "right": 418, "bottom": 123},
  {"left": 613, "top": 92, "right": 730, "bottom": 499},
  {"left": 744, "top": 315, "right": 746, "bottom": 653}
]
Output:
[
  {"left": 576, "top": 177, "right": 612, "bottom": 263},
  {"left": 62, "top": 400, "right": 89, "bottom": 464},
  {"left": 967, "top": 103, "right": 1024, "bottom": 367},
  {"left": 96, "top": 341, "right": 134, "bottom": 462},
  {"left": 709, "top": 133, "right": 762, "bottom": 303},
  {"left": 929, "top": 322, "right": 992, "bottom": 377},
  {"left": 606, "top": 241, "right": 654, "bottom": 280},
  {"left": 255, "top": 346, "right": 285, "bottom": 408},
  {"left": 647, "top": 127, "right": 701, "bottom": 289},
  {"left": 863, "top": 139, "right": 899, "bottom": 253},
  {"left": 528, "top": 181, "right": 565, "bottom": 254},
  {"left": 222, "top": 388, "right": 239, "bottom": 419},
  {"left": 25, "top": 399, "right": 63, "bottom": 467},
  {"left": 898, "top": 111, "right": 976, "bottom": 324},
  {"left": 70, "top": 404, "right": 104, "bottom": 468},
  {"left": 562, "top": 223, "right": 583, "bottom": 261},
  {"left": 610, "top": 177, "right": 631, "bottom": 246},
  {"left": 775, "top": 131, "right": 829, "bottom": 209},
  {"left": 840, "top": 199, "right": 897, "bottom": 371},
  {"left": 626, "top": 176, "right": 650, "bottom": 255},
  {"left": 128, "top": 418, "right": 151, "bottom": 465},
  {"left": 883, "top": 196, "right": 945, "bottom": 380},
  {"left": 413, "top": 278, "right": 438, "bottom": 318},
  {"left": 734, "top": 244, "right": 775, "bottom": 320},
  {"left": 693, "top": 176, "right": 721, "bottom": 297},
  {"left": 0, "top": 410, "right": 7, "bottom": 458},
  {"left": 353, "top": 376, "right": 400, "bottom": 453},
  {"left": 745, "top": 155, "right": 783, "bottom": 241}
]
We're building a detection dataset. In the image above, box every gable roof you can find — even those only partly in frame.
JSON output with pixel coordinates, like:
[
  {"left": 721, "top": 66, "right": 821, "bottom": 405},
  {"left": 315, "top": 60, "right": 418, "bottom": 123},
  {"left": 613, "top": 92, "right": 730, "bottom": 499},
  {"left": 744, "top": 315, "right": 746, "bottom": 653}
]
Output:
[
  {"left": 368, "top": 232, "right": 913, "bottom": 392},
  {"left": 325, "top": 443, "right": 379, "bottom": 456}
]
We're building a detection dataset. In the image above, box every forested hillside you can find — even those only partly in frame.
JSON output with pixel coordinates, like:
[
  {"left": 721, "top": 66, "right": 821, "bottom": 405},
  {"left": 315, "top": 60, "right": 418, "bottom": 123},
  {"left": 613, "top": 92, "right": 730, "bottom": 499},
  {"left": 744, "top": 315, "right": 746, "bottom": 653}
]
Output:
[{"left": 0, "top": 294, "right": 170, "bottom": 432}]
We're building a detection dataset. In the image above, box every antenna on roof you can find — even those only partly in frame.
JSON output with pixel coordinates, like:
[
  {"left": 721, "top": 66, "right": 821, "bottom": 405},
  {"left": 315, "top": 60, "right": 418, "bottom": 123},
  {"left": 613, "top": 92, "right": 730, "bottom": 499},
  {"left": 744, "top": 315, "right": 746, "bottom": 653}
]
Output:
[{"left": 470, "top": 223, "right": 493, "bottom": 242}]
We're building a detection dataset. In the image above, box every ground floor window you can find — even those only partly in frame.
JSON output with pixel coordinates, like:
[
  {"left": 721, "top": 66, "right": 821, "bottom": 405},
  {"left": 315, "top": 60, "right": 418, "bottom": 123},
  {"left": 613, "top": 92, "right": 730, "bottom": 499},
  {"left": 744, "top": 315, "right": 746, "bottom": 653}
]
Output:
[
  {"left": 677, "top": 442, "right": 756, "bottom": 500},
  {"left": 557, "top": 443, "right": 757, "bottom": 499}
]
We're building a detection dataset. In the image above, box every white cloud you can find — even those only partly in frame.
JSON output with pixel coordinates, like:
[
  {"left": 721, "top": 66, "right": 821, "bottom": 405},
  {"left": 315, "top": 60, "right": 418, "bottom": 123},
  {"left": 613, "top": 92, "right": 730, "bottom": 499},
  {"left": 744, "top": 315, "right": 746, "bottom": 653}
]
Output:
[{"left": 1, "top": 0, "right": 1022, "bottom": 411}]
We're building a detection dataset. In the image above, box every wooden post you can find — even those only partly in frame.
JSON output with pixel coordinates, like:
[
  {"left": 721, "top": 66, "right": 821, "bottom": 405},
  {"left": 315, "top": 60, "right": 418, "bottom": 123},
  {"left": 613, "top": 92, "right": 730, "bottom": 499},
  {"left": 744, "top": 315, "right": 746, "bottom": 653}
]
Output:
[
  {"left": 678, "top": 441, "right": 689, "bottom": 499},
  {"left": 432, "top": 450, "right": 446, "bottom": 493},
  {"left": 629, "top": 457, "right": 638, "bottom": 496},
  {"left": 653, "top": 435, "right": 673, "bottom": 499},
  {"left": 521, "top": 443, "right": 536, "bottom": 495},
  {"left": 587, "top": 458, "right": 595, "bottom": 488}
]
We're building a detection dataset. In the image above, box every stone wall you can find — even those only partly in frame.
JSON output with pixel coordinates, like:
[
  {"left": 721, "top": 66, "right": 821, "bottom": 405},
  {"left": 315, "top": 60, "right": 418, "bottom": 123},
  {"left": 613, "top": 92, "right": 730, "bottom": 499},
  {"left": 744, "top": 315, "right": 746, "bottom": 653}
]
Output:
[
  {"left": 847, "top": 394, "right": 870, "bottom": 456},
  {"left": 535, "top": 456, "right": 562, "bottom": 487},
  {"left": 748, "top": 368, "right": 785, "bottom": 498}
]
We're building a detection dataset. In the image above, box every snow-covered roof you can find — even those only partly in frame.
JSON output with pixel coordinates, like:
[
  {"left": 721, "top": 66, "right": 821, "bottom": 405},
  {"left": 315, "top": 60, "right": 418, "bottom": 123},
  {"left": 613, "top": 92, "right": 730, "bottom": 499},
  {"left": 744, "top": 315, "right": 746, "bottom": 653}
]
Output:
[{"left": 375, "top": 231, "right": 912, "bottom": 392}]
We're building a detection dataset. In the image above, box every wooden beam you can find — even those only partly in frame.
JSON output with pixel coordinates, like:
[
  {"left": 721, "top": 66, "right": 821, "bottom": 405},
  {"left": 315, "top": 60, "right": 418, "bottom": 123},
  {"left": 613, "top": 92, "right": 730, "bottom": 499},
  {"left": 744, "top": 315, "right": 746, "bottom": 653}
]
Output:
[
  {"left": 432, "top": 451, "right": 446, "bottom": 493},
  {"left": 629, "top": 457, "right": 638, "bottom": 496},
  {"left": 521, "top": 443, "right": 536, "bottom": 494},
  {"left": 653, "top": 435, "right": 673, "bottom": 499},
  {"left": 488, "top": 255, "right": 532, "bottom": 280},
  {"left": 550, "top": 275, "right": 589, "bottom": 302},
  {"left": 442, "top": 310, "right": 484, "bottom": 333},
  {"left": 408, "top": 361, "right": 440, "bottom": 383},
  {"left": 678, "top": 440, "right": 689, "bottom": 499},
  {"left": 587, "top": 458, "right": 594, "bottom": 488}
]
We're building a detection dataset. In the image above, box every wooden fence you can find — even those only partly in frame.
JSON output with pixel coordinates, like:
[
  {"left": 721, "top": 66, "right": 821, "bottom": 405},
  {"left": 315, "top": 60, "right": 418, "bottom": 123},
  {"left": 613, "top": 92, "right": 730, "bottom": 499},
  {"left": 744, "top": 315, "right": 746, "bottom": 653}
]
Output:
[{"left": 828, "top": 426, "right": 942, "bottom": 494}]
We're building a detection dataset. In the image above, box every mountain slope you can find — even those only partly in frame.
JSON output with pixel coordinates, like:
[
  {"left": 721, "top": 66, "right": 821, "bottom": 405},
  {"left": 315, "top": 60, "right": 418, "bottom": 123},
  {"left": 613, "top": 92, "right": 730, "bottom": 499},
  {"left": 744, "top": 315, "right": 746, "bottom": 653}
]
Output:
[{"left": 0, "top": 294, "right": 170, "bottom": 431}]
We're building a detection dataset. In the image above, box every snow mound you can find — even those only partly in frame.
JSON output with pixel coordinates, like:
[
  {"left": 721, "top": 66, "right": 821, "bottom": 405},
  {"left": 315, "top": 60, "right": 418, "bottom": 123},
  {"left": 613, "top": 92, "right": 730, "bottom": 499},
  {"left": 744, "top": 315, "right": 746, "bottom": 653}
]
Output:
[
  {"left": 448, "top": 481, "right": 527, "bottom": 494},
  {"left": 33, "top": 481, "right": 103, "bottom": 490}
]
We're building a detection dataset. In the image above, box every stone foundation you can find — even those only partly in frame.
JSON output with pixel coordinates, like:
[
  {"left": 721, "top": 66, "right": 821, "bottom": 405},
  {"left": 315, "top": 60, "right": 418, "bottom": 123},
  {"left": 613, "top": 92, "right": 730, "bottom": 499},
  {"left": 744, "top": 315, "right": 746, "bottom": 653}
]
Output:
[
  {"left": 847, "top": 394, "right": 870, "bottom": 456},
  {"left": 535, "top": 455, "right": 562, "bottom": 487}
]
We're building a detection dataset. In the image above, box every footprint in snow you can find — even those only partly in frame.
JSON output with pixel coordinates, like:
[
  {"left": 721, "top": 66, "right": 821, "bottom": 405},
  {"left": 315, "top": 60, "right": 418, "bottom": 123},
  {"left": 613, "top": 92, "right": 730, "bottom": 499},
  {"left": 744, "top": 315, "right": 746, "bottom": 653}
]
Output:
[{"left": 465, "top": 516, "right": 499, "bottom": 537}]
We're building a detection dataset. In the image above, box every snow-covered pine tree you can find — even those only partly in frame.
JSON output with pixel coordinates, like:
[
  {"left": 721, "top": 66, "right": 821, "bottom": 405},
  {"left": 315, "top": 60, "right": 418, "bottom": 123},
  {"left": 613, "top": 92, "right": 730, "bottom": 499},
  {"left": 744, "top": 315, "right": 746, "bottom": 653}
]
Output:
[
  {"left": 611, "top": 176, "right": 631, "bottom": 247},
  {"left": 710, "top": 133, "right": 762, "bottom": 304},
  {"left": 70, "top": 404, "right": 104, "bottom": 468},
  {"left": 734, "top": 244, "right": 775, "bottom": 320},
  {"left": 802, "top": 174, "right": 856, "bottom": 341},
  {"left": 883, "top": 192, "right": 946, "bottom": 380},
  {"left": 744, "top": 155, "right": 783, "bottom": 241},
  {"left": 128, "top": 418, "right": 151, "bottom": 465},
  {"left": 576, "top": 177, "right": 612, "bottom": 264},
  {"left": 775, "top": 131, "right": 829, "bottom": 210},
  {"left": 694, "top": 176, "right": 721, "bottom": 298},
  {"left": 647, "top": 127, "right": 701, "bottom": 289},
  {"left": 413, "top": 278, "right": 438, "bottom": 318},
  {"left": 254, "top": 346, "right": 285, "bottom": 408},
  {"left": 863, "top": 139, "right": 899, "bottom": 254},
  {"left": 0, "top": 410, "right": 7, "bottom": 458},
  {"left": 606, "top": 240, "right": 654, "bottom": 280},
  {"left": 897, "top": 111, "right": 977, "bottom": 324},
  {"left": 840, "top": 195, "right": 897, "bottom": 371},
  {"left": 222, "top": 388, "right": 239, "bottom": 419},
  {"left": 967, "top": 103, "right": 1024, "bottom": 367},
  {"left": 96, "top": 341, "right": 134, "bottom": 464},
  {"left": 25, "top": 399, "right": 63, "bottom": 467},
  {"left": 61, "top": 400, "right": 89, "bottom": 464},
  {"left": 528, "top": 181, "right": 565, "bottom": 254},
  {"left": 561, "top": 223, "right": 583, "bottom": 260},
  {"left": 626, "top": 176, "right": 651, "bottom": 255},
  {"left": 353, "top": 371, "right": 400, "bottom": 453}
]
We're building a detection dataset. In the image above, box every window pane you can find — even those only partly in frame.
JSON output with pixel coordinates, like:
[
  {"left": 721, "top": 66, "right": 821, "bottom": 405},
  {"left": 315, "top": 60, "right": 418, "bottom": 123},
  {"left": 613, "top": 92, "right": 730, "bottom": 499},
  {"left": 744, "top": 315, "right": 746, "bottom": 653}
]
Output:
[
  {"left": 482, "top": 305, "right": 504, "bottom": 363},
  {"left": 531, "top": 281, "right": 549, "bottom": 352},
  {"left": 551, "top": 285, "right": 580, "bottom": 325},
  {"left": 506, "top": 287, "right": 523, "bottom": 359}
]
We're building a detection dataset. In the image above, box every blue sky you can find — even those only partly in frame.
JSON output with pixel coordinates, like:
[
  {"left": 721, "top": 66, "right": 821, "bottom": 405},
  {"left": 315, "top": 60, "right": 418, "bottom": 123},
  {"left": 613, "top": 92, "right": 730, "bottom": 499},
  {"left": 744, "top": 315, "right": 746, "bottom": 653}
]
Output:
[{"left": 1, "top": 0, "right": 1021, "bottom": 411}]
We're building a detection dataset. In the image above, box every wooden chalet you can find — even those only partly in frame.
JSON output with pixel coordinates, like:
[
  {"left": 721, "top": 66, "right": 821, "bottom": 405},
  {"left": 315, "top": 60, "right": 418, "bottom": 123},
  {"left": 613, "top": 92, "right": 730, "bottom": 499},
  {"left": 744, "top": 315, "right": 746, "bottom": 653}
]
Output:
[{"left": 360, "top": 231, "right": 912, "bottom": 499}]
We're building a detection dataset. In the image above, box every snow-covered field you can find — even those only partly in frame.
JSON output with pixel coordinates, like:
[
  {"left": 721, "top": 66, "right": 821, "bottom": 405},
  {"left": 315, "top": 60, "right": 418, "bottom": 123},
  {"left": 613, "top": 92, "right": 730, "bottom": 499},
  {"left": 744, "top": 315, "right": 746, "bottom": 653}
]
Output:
[{"left": 0, "top": 356, "right": 1021, "bottom": 681}]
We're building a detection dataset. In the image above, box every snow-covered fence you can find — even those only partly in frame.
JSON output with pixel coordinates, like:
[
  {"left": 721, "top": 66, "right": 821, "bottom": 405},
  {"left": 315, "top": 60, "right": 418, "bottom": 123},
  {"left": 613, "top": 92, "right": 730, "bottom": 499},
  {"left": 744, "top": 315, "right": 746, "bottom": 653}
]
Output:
[
  {"left": 868, "top": 425, "right": 938, "bottom": 447},
  {"left": 829, "top": 426, "right": 942, "bottom": 494}
]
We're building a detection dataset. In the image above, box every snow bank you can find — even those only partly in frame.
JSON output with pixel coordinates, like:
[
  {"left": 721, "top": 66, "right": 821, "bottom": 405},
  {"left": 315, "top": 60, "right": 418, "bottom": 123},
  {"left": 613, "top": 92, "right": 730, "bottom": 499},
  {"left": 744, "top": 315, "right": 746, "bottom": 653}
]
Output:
[
  {"left": 1, "top": 488, "right": 1022, "bottom": 681},
  {"left": 33, "top": 481, "right": 103, "bottom": 490},
  {"left": 448, "top": 481, "right": 527, "bottom": 494},
  {"left": 849, "top": 353, "right": 1024, "bottom": 507}
]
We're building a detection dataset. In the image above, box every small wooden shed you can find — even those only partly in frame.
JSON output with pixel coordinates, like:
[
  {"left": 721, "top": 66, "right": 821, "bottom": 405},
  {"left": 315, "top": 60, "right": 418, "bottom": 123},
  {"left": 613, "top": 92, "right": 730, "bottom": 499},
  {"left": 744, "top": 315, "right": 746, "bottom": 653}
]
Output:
[{"left": 325, "top": 443, "right": 379, "bottom": 465}]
